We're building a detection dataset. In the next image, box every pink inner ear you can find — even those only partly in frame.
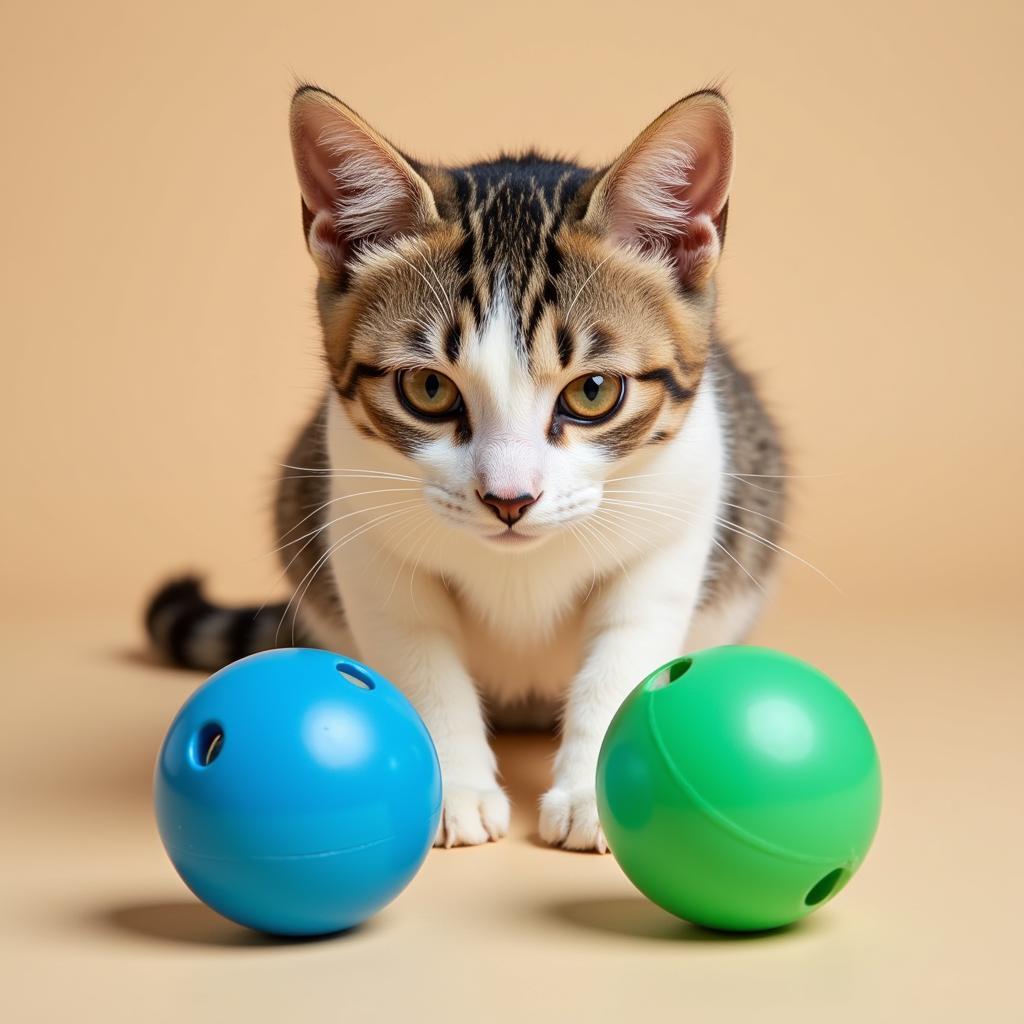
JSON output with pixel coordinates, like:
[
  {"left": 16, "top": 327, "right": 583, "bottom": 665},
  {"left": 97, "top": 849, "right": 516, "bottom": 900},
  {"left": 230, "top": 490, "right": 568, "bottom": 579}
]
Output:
[
  {"left": 601, "top": 97, "right": 733, "bottom": 283},
  {"left": 293, "top": 110, "right": 345, "bottom": 217},
  {"left": 676, "top": 147, "right": 728, "bottom": 227},
  {"left": 308, "top": 209, "right": 348, "bottom": 273},
  {"left": 673, "top": 212, "right": 721, "bottom": 291},
  {"left": 291, "top": 95, "right": 423, "bottom": 250}
]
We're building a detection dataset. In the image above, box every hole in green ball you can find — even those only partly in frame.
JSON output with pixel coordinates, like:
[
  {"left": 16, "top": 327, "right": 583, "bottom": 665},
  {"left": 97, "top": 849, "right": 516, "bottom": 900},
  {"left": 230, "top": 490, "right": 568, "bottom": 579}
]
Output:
[
  {"left": 336, "top": 661, "right": 375, "bottom": 690},
  {"left": 669, "top": 658, "right": 692, "bottom": 682},
  {"left": 805, "top": 867, "right": 846, "bottom": 906},
  {"left": 648, "top": 657, "right": 693, "bottom": 690},
  {"left": 194, "top": 722, "right": 224, "bottom": 767}
]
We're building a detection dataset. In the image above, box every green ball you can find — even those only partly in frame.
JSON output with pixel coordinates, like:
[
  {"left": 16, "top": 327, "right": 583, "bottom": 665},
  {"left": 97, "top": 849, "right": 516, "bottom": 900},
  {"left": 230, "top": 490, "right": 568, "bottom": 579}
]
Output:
[{"left": 596, "top": 646, "right": 881, "bottom": 931}]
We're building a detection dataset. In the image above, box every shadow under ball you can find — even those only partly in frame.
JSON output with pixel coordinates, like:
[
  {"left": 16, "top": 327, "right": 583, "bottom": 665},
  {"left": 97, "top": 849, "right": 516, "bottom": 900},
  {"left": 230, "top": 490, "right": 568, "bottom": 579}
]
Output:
[
  {"left": 597, "top": 646, "right": 882, "bottom": 932},
  {"left": 154, "top": 649, "right": 442, "bottom": 936}
]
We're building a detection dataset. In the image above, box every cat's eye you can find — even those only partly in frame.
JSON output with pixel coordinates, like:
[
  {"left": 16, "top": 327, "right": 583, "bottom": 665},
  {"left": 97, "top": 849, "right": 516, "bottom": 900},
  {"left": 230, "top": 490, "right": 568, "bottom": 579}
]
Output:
[
  {"left": 558, "top": 373, "right": 624, "bottom": 422},
  {"left": 397, "top": 368, "right": 462, "bottom": 419}
]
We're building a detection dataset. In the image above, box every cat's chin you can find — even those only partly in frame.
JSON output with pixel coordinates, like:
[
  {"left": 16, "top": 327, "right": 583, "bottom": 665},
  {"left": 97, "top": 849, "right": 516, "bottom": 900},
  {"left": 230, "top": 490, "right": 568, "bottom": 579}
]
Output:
[{"left": 480, "top": 528, "right": 550, "bottom": 552}]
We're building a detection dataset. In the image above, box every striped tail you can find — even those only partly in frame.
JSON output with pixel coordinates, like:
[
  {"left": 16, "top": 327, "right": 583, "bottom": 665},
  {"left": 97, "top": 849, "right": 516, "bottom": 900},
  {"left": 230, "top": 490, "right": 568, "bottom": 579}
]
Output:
[{"left": 144, "top": 577, "right": 309, "bottom": 671}]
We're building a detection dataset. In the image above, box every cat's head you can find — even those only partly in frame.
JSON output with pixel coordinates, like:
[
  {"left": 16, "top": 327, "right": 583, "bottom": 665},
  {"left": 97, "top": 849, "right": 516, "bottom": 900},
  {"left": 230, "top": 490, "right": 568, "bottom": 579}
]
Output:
[{"left": 290, "top": 86, "right": 732, "bottom": 550}]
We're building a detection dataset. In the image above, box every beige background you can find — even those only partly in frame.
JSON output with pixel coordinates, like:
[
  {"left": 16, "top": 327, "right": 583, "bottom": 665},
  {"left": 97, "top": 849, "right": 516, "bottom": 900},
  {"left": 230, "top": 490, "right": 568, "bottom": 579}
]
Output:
[{"left": 2, "top": 1, "right": 1022, "bottom": 1021}]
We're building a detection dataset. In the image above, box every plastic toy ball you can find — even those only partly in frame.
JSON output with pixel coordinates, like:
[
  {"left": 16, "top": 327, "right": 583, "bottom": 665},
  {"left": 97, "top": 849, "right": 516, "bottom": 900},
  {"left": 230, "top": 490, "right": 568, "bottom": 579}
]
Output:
[
  {"left": 154, "top": 648, "right": 442, "bottom": 936},
  {"left": 596, "top": 646, "right": 881, "bottom": 932}
]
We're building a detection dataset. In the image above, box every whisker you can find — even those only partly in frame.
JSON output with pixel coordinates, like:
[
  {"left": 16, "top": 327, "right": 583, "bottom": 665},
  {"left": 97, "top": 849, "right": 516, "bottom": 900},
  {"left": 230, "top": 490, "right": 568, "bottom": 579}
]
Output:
[
  {"left": 276, "top": 504, "right": 420, "bottom": 644},
  {"left": 706, "top": 535, "right": 765, "bottom": 591},
  {"left": 577, "top": 514, "right": 631, "bottom": 582},
  {"left": 605, "top": 488, "right": 789, "bottom": 532},
  {"left": 593, "top": 505, "right": 665, "bottom": 543},
  {"left": 278, "top": 503, "right": 418, "bottom": 628},
  {"left": 730, "top": 472, "right": 839, "bottom": 479},
  {"left": 383, "top": 512, "right": 435, "bottom": 607},
  {"left": 602, "top": 496, "right": 839, "bottom": 591},
  {"left": 270, "top": 497, "right": 422, "bottom": 567},
  {"left": 605, "top": 470, "right": 836, "bottom": 484},
  {"left": 600, "top": 503, "right": 764, "bottom": 592},
  {"left": 408, "top": 519, "right": 442, "bottom": 619},
  {"left": 411, "top": 238, "right": 457, "bottom": 323},
  {"left": 366, "top": 509, "right": 422, "bottom": 575},
  {"left": 727, "top": 477, "right": 787, "bottom": 494},
  {"left": 273, "top": 486, "right": 421, "bottom": 546},
  {"left": 390, "top": 250, "right": 451, "bottom": 327},
  {"left": 604, "top": 471, "right": 695, "bottom": 485},
  {"left": 287, "top": 504, "right": 424, "bottom": 645},
  {"left": 567, "top": 522, "right": 600, "bottom": 602},
  {"left": 587, "top": 510, "right": 648, "bottom": 554},
  {"left": 672, "top": 497, "right": 838, "bottom": 591},
  {"left": 565, "top": 252, "right": 615, "bottom": 325},
  {"left": 279, "top": 463, "right": 420, "bottom": 483}
]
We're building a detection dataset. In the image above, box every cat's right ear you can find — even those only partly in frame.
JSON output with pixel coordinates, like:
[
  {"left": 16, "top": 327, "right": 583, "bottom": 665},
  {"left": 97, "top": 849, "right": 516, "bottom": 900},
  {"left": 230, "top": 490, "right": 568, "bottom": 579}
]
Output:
[
  {"left": 582, "top": 90, "right": 733, "bottom": 293},
  {"left": 289, "top": 86, "right": 438, "bottom": 281}
]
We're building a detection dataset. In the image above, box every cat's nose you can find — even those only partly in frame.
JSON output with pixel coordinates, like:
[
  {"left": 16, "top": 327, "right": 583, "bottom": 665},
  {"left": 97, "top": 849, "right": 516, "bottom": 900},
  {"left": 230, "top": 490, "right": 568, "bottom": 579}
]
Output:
[{"left": 477, "top": 490, "right": 539, "bottom": 526}]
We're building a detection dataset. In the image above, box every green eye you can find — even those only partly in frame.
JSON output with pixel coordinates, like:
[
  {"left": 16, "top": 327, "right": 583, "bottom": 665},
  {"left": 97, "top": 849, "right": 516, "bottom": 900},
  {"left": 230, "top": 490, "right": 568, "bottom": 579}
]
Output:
[
  {"left": 397, "top": 368, "right": 462, "bottom": 418},
  {"left": 559, "top": 373, "right": 624, "bottom": 422}
]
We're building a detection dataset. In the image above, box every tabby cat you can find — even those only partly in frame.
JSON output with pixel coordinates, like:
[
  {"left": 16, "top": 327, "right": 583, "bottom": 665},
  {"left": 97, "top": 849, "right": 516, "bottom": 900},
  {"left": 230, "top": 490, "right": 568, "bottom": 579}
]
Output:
[{"left": 147, "top": 84, "right": 786, "bottom": 851}]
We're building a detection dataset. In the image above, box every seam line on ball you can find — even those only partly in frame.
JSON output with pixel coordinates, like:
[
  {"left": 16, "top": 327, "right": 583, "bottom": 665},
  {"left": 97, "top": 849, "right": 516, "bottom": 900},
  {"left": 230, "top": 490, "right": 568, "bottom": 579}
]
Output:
[
  {"left": 162, "top": 833, "right": 399, "bottom": 862},
  {"left": 645, "top": 695, "right": 837, "bottom": 867}
]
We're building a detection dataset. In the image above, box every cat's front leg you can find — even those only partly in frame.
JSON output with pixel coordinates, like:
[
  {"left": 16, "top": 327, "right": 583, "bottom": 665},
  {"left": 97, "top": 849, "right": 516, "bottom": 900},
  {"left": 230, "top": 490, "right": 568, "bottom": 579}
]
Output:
[
  {"left": 340, "top": 564, "right": 509, "bottom": 848},
  {"left": 540, "top": 537, "right": 711, "bottom": 852}
]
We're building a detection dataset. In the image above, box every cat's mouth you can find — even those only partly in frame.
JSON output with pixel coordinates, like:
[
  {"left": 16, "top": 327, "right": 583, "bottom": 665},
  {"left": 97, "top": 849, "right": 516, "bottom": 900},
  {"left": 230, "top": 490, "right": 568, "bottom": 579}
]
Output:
[
  {"left": 489, "top": 528, "right": 535, "bottom": 545},
  {"left": 483, "top": 525, "right": 550, "bottom": 549}
]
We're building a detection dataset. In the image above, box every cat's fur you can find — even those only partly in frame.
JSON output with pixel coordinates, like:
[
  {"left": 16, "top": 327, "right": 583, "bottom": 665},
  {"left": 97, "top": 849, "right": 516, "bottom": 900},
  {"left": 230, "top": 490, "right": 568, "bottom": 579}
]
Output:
[{"left": 146, "top": 85, "right": 786, "bottom": 851}]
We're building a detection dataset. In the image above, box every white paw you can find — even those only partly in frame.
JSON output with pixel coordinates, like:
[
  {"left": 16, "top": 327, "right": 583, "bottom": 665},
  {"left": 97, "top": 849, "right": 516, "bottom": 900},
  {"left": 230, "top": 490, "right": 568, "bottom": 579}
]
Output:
[
  {"left": 434, "top": 785, "right": 510, "bottom": 848},
  {"left": 539, "top": 786, "right": 608, "bottom": 853}
]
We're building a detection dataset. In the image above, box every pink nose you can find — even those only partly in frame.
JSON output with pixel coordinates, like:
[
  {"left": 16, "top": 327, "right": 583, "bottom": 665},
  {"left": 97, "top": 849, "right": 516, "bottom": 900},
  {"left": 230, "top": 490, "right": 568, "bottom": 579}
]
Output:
[{"left": 477, "top": 491, "right": 539, "bottom": 526}]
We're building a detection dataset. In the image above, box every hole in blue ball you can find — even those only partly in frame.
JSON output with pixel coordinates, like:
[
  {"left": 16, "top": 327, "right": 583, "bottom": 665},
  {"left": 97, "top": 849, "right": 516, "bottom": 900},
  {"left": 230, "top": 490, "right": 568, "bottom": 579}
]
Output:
[
  {"left": 193, "top": 722, "right": 224, "bottom": 767},
  {"left": 336, "top": 661, "right": 375, "bottom": 690},
  {"left": 805, "top": 867, "right": 846, "bottom": 906}
]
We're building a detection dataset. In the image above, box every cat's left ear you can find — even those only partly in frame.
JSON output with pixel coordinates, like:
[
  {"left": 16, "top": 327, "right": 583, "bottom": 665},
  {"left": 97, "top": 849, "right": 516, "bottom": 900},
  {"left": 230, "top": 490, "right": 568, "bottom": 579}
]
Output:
[
  {"left": 290, "top": 86, "right": 439, "bottom": 281},
  {"left": 583, "top": 90, "right": 733, "bottom": 292}
]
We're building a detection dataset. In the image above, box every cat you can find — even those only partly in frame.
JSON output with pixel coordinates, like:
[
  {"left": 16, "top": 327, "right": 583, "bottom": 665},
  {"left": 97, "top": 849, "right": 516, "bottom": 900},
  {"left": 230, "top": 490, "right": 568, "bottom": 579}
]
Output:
[{"left": 146, "top": 84, "right": 786, "bottom": 852}]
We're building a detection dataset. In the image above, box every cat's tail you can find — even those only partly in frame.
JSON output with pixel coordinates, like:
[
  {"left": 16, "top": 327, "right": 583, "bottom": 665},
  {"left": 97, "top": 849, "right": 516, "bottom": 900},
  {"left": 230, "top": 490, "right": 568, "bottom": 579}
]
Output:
[{"left": 144, "top": 576, "right": 307, "bottom": 671}]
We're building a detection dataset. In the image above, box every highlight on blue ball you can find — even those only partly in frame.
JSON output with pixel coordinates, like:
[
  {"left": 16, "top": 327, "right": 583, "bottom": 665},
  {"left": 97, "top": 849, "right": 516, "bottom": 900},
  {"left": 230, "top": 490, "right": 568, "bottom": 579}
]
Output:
[{"left": 154, "top": 648, "right": 442, "bottom": 936}]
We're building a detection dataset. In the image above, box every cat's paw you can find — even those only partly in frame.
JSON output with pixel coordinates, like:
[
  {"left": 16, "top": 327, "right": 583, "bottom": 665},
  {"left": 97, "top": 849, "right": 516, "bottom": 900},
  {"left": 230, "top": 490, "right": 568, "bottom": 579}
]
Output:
[
  {"left": 434, "top": 785, "right": 510, "bottom": 848},
  {"left": 538, "top": 786, "right": 608, "bottom": 853}
]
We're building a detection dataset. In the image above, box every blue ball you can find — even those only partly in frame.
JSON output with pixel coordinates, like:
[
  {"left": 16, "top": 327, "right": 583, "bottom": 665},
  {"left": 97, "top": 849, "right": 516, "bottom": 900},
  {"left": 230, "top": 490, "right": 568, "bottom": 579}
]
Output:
[{"left": 154, "top": 648, "right": 442, "bottom": 936}]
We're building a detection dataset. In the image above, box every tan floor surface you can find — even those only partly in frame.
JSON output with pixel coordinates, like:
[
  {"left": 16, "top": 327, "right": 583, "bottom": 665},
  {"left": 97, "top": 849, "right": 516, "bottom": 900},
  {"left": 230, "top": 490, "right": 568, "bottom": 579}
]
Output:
[{"left": 2, "top": 599, "right": 1020, "bottom": 1023}]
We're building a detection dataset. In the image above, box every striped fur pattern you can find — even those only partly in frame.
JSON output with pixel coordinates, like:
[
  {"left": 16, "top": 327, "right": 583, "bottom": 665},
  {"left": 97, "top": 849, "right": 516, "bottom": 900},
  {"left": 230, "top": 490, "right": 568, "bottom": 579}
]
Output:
[{"left": 147, "top": 86, "right": 786, "bottom": 850}]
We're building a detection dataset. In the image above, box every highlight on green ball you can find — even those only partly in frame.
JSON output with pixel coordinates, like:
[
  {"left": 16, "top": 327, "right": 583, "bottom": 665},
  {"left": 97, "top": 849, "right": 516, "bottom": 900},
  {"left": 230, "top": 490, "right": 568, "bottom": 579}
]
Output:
[{"left": 596, "top": 645, "right": 881, "bottom": 932}]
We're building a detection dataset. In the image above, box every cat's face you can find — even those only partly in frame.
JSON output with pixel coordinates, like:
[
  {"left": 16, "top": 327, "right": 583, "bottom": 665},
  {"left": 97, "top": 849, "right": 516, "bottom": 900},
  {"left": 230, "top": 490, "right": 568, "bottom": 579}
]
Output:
[
  {"left": 291, "top": 88, "right": 732, "bottom": 549},
  {"left": 324, "top": 229, "right": 711, "bottom": 549}
]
